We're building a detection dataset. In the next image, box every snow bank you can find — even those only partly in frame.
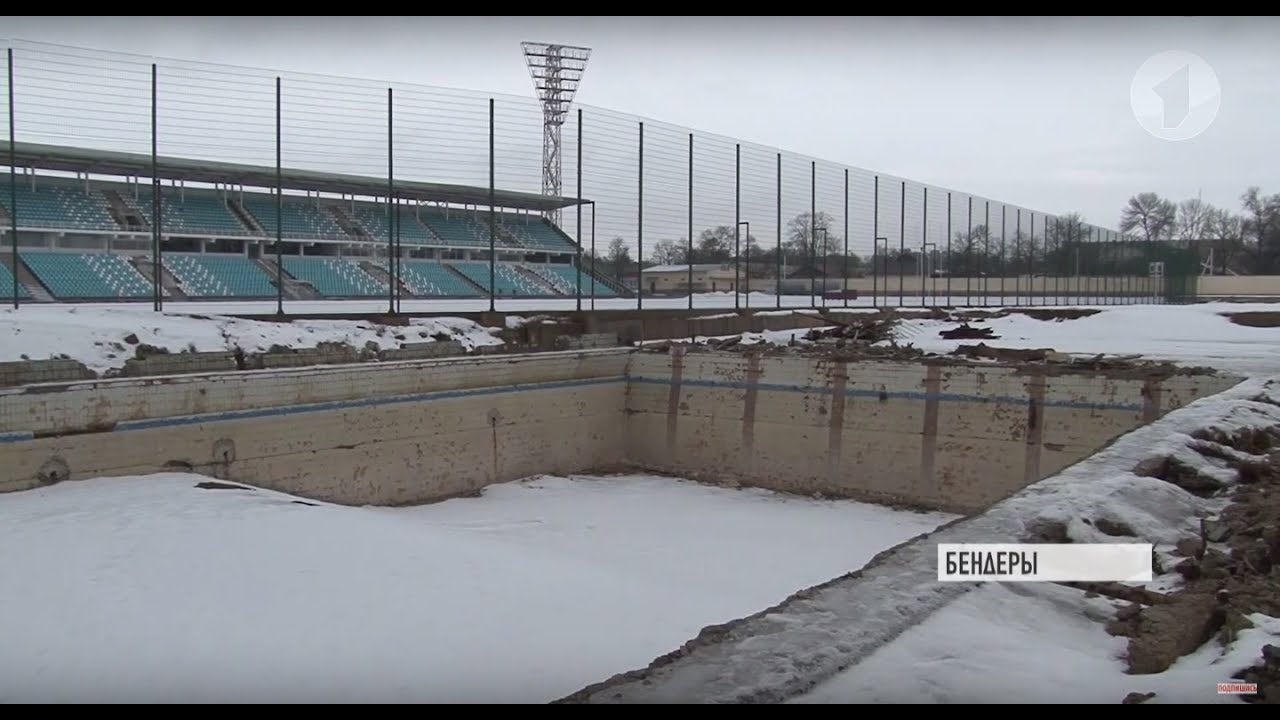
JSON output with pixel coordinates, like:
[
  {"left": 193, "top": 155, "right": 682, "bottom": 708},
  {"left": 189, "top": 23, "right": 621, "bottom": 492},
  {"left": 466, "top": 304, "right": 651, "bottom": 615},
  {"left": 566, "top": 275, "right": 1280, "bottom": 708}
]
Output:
[
  {"left": 0, "top": 305, "right": 504, "bottom": 374},
  {"left": 795, "top": 584, "right": 1280, "bottom": 704},
  {"left": 889, "top": 303, "right": 1280, "bottom": 377}
]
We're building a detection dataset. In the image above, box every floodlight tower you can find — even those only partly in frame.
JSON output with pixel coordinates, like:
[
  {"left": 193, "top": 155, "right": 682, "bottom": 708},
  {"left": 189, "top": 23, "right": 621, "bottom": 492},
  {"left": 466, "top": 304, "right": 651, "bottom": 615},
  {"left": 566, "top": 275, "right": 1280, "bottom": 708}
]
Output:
[{"left": 521, "top": 41, "right": 591, "bottom": 225}]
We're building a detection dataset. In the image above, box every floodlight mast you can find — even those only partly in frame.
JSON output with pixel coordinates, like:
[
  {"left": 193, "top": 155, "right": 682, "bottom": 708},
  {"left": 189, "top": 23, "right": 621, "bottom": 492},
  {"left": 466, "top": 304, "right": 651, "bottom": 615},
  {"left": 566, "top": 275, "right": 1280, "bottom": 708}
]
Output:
[{"left": 521, "top": 41, "right": 591, "bottom": 226}]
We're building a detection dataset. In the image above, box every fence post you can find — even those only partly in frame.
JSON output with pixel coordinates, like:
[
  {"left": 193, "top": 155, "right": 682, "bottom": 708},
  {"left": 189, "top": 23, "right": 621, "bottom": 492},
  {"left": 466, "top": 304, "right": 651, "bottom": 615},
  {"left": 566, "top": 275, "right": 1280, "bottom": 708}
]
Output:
[
  {"left": 488, "top": 97, "right": 495, "bottom": 313},
  {"left": 921, "top": 187, "right": 928, "bottom": 308},
  {"left": 983, "top": 201, "right": 991, "bottom": 307},
  {"left": 151, "top": 63, "right": 162, "bottom": 311},
  {"left": 898, "top": 181, "right": 905, "bottom": 308},
  {"left": 735, "top": 143, "right": 741, "bottom": 310},
  {"left": 843, "top": 167, "right": 849, "bottom": 308},
  {"left": 945, "top": 193, "right": 952, "bottom": 305},
  {"left": 7, "top": 47, "right": 17, "bottom": 310},
  {"left": 637, "top": 121, "right": 643, "bottom": 310},
  {"left": 275, "top": 76, "right": 283, "bottom": 315},
  {"left": 576, "top": 107, "right": 583, "bottom": 312},
  {"left": 688, "top": 132, "right": 693, "bottom": 310},
  {"left": 775, "top": 152, "right": 781, "bottom": 309},
  {"left": 873, "top": 175, "right": 879, "bottom": 308},
  {"left": 810, "top": 161, "right": 816, "bottom": 308}
]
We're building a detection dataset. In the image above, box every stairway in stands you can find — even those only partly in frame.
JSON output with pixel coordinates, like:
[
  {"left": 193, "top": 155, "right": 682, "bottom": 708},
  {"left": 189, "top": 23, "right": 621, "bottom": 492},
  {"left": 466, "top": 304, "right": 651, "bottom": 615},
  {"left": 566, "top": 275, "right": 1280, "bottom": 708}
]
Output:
[
  {"left": 358, "top": 260, "right": 412, "bottom": 299},
  {"left": 130, "top": 257, "right": 187, "bottom": 300},
  {"left": 0, "top": 253, "right": 53, "bottom": 302},
  {"left": 514, "top": 264, "right": 566, "bottom": 295},
  {"left": 329, "top": 206, "right": 369, "bottom": 239},
  {"left": 255, "top": 258, "right": 321, "bottom": 300},
  {"left": 101, "top": 189, "right": 150, "bottom": 233}
]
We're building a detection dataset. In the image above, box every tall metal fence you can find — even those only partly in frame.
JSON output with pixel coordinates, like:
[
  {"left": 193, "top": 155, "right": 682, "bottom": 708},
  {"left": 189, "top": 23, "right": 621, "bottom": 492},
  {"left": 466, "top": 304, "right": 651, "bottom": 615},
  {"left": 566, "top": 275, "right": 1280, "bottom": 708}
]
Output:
[{"left": 0, "top": 40, "right": 1197, "bottom": 312}]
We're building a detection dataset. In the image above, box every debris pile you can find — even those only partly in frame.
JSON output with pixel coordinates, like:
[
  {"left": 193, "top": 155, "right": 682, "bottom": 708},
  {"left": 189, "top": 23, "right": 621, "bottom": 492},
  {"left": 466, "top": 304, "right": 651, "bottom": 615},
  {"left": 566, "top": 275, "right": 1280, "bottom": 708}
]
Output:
[
  {"left": 939, "top": 322, "right": 999, "bottom": 340},
  {"left": 801, "top": 316, "right": 900, "bottom": 345},
  {"left": 951, "top": 343, "right": 1066, "bottom": 363}
]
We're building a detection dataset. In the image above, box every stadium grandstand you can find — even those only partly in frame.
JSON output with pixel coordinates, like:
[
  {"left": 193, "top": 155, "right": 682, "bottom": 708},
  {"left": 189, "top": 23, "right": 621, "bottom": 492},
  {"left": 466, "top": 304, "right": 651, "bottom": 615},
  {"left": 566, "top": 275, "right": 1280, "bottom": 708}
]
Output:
[{"left": 0, "top": 141, "right": 622, "bottom": 302}]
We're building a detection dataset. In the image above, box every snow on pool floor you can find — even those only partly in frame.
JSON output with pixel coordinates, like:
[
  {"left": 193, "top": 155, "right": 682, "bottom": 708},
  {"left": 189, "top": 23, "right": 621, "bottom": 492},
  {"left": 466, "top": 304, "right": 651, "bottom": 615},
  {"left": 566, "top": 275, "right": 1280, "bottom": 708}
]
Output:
[
  {"left": 793, "top": 582, "right": 1280, "bottom": 704},
  {"left": 0, "top": 472, "right": 954, "bottom": 703}
]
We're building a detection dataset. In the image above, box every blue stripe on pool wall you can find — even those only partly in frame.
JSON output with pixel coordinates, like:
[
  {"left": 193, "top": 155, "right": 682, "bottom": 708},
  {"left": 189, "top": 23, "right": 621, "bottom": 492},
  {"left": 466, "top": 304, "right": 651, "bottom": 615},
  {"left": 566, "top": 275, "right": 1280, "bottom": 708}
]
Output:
[
  {"left": 114, "top": 375, "right": 629, "bottom": 433},
  {"left": 628, "top": 376, "right": 1144, "bottom": 412},
  {"left": 1, "top": 370, "right": 1145, "bottom": 446}
]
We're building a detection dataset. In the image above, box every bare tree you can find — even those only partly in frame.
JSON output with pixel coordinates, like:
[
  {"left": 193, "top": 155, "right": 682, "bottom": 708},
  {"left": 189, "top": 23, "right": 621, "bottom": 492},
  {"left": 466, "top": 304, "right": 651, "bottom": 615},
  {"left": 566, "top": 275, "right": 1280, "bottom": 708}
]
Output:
[
  {"left": 1119, "top": 192, "right": 1177, "bottom": 243},
  {"left": 785, "top": 211, "right": 840, "bottom": 267},
  {"left": 1208, "top": 208, "right": 1245, "bottom": 274},
  {"left": 1011, "top": 229, "right": 1040, "bottom": 274},
  {"left": 694, "top": 226, "right": 735, "bottom": 263},
  {"left": 607, "top": 237, "right": 632, "bottom": 280},
  {"left": 1176, "top": 197, "right": 1214, "bottom": 246},
  {"left": 1241, "top": 187, "right": 1280, "bottom": 274},
  {"left": 649, "top": 238, "right": 686, "bottom": 266}
]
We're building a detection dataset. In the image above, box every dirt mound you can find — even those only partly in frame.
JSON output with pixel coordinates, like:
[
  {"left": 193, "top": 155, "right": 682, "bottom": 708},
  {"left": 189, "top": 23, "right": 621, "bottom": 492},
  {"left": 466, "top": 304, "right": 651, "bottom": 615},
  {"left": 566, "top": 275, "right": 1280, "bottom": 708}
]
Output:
[
  {"left": 1133, "top": 455, "right": 1227, "bottom": 498},
  {"left": 1224, "top": 312, "right": 1280, "bottom": 328},
  {"left": 1109, "top": 433, "right": 1280, "bottom": 702},
  {"left": 946, "top": 307, "right": 1100, "bottom": 322},
  {"left": 1232, "top": 645, "right": 1280, "bottom": 704}
]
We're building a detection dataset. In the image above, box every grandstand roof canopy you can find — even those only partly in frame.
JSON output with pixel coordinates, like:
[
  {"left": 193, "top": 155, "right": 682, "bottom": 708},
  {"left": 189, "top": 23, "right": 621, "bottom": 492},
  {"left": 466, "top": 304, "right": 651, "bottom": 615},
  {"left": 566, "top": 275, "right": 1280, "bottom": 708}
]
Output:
[{"left": 1, "top": 141, "right": 586, "bottom": 212}]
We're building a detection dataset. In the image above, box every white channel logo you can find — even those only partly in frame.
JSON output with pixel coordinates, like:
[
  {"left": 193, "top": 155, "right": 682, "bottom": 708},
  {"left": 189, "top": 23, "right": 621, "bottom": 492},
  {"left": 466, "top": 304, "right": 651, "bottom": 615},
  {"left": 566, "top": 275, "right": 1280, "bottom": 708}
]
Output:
[{"left": 1130, "top": 50, "right": 1221, "bottom": 142}]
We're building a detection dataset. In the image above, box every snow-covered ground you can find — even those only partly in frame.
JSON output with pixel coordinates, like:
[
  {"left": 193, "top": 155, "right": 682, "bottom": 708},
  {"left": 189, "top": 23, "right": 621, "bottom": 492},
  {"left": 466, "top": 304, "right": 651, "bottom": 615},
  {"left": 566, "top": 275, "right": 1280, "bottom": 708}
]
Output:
[
  {"left": 3, "top": 291, "right": 1197, "bottom": 316},
  {"left": 889, "top": 302, "right": 1280, "bottom": 377},
  {"left": 4, "top": 298, "right": 1276, "bottom": 377},
  {"left": 0, "top": 473, "right": 953, "bottom": 703},
  {"left": 0, "top": 305, "right": 505, "bottom": 374},
  {"left": 642, "top": 301, "right": 1280, "bottom": 378},
  {"left": 794, "top": 584, "right": 1280, "bottom": 705}
]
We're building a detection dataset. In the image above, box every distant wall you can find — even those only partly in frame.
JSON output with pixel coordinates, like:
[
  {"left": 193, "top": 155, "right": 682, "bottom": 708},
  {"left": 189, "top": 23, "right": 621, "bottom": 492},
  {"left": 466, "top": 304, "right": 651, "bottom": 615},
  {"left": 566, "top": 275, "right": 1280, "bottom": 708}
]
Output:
[
  {"left": 0, "top": 350, "right": 630, "bottom": 504},
  {"left": 1197, "top": 275, "right": 1280, "bottom": 298},
  {"left": 624, "top": 349, "right": 1240, "bottom": 512}
]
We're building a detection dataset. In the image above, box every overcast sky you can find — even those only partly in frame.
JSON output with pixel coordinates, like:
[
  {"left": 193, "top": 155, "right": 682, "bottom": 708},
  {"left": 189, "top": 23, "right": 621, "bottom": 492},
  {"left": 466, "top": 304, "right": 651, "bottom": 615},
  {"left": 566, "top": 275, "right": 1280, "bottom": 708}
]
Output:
[{"left": 2, "top": 15, "right": 1277, "bottom": 234}]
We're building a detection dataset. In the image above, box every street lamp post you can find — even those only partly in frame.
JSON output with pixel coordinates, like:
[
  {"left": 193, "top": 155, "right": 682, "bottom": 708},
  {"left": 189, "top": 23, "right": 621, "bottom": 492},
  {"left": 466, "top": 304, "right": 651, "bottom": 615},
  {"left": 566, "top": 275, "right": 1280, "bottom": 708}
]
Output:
[
  {"left": 921, "top": 241, "right": 937, "bottom": 307},
  {"left": 873, "top": 236, "right": 889, "bottom": 308},
  {"left": 814, "top": 227, "right": 828, "bottom": 308}
]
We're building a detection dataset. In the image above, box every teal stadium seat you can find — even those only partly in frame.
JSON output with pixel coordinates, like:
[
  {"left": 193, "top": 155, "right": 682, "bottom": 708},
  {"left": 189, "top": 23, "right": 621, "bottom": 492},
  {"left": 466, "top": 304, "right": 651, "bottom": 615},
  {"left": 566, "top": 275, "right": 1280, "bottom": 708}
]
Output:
[
  {"left": 0, "top": 184, "right": 118, "bottom": 231},
  {"left": 527, "top": 264, "right": 619, "bottom": 297},
  {"left": 163, "top": 254, "right": 276, "bottom": 297},
  {"left": 243, "top": 197, "right": 345, "bottom": 239},
  {"left": 420, "top": 211, "right": 490, "bottom": 248},
  {"left": 498, "top": 214, "right": 578, "bottom": 253},
  {"left": 350, "top": 203, "right": 434, "bottom": 245},
  {"left": 21, "top": 252, "right": 151, "bottom": 299},
  {"left": 0, "top": 263, "right": 32, "bottom": 299},
  {"left": 282, "top": 256, "right": 384, "bottom": 297},
  {"left": 390, "top": 260, "right": 484, "bottom": 297},
  {"left": 447, "top": 262, "right": 553, "bottom": 296},
  {"left": 122, "top": 191, "right": 250, "bottom": 236}
]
